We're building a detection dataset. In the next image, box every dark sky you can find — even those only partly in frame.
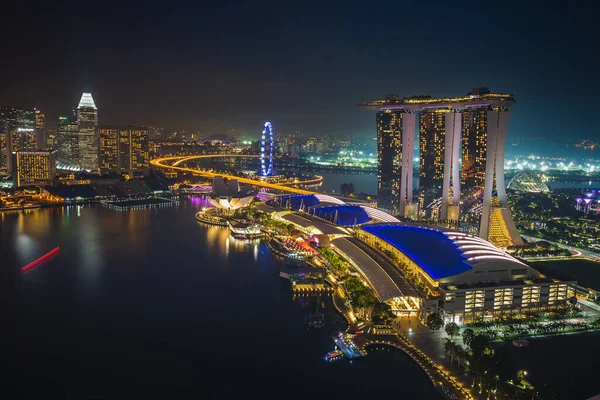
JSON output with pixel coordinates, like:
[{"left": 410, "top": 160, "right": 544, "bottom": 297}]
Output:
[{"left": 1, "top": 1, "right": 596, "bottom": 141}]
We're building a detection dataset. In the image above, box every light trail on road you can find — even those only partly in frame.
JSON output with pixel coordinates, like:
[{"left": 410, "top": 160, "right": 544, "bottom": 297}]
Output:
[{"left": 150, "top": 155, "right": 316, "bottom": 194}]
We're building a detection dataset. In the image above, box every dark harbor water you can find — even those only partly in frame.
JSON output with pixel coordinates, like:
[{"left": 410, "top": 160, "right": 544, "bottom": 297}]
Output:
[{"left": 0, "top": 200, "right": 439, "bottom": 399}]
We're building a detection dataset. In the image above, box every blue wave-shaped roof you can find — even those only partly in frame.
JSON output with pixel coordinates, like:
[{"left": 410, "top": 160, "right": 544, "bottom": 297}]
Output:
[
  {"left": 361, "top": 224, "right": 472, "bottom": 280},
  {"left": 313, "top": 205, "right": 371, "bottom": 226},
  {"left": 279, "top": 195, "right": 320, "bottom": 210}
]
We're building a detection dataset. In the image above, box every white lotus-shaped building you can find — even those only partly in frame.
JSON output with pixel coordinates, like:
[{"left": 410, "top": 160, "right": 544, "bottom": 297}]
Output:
[{"left": 208, "top": 176, "right": 257, "bottom": 210}]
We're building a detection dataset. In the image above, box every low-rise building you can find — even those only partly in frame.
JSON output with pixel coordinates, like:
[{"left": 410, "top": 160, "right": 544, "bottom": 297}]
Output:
[{"left": 355, "top": 223, "right": 574, "bottom": 324}]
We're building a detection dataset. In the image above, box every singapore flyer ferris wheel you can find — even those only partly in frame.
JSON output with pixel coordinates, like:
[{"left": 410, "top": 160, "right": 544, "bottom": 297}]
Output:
[{"left": 260, "top": 122, "right": 274, "bottom": 176}]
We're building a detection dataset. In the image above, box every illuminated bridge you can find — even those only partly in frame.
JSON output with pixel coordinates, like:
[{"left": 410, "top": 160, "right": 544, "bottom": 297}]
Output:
[{"left": 150, "top": 155, "right": 316, "bottom": 194}]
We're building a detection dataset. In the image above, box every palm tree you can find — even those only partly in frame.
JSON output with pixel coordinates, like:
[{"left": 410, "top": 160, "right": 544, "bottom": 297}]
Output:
[
  {"left": 454, "top": 345, "right": 467, "bottom": 368},
  {"left": 443, "top": 338, "right": 453, "bottom": 357},
  {"left": 462, "top": 328, "right": 475, "bottom": 348},
  {"left": 445, "top": 322, "right": 460, "bottom": 341}
]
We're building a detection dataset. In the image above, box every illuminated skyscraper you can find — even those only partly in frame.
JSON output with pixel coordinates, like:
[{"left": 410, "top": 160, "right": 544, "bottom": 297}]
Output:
[
  {"left": 35, "top": 109, "right": 46, "bottom": 148},
  {"left": 12, "top": 149, "right": 57, "bottom": 187},
  {"left": 46, "top": 129, "right": 57, "bottom": 149},
  {"left": 362, "top": 88, "right": 523, "bottom": 247},
  {"left": 77, "top": 93, "right": 99, "bottom": 171},
  {"left": 461, "top": 107, "right": 488, "bottom": 191},
  {"left": 418, "top": 109, "right": 447, "bottom": 217},
  {"left": 376, "top": 107, "right": 417, "bottom": 216},
  {"left": 0, "top": 106, "right": 36, "bottom": 174},
  {"left": 0, "top": 132, "right": 6, "bottom": 171},
  {"left": 99, "top": 126, "right": 149, "bottom": 177},
  {"left": 376, "top": 110, "right": 403, "bottom": 210},
  {"left": 57, "top": 115, "right": 79, "bottom": 167},
  {"left": 0, "top": 107, "right": 11, "bottom": 171},
  {"left": 99, "top": 126, "right": 118, "bottom": 173},
  {"left": 479, "top": 108, "right": 523, "bottom": 247}
]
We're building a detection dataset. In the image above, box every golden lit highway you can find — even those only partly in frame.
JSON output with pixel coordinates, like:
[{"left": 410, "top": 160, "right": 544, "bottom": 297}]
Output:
[{"left": 150, "top": 155, "right": 316, "bottom": 194}]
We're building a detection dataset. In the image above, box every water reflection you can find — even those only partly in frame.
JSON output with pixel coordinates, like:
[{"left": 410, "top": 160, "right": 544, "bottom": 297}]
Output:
[
  {"left": 75, "top": 210, "right": 103, "bottom": 295},
  {"left": 14, "top": 232, "right": 38, "bottom": 266}
]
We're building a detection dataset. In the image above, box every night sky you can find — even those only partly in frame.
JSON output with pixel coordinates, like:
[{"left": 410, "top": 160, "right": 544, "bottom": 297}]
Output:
[{"left": 1, "top": 1, "right": 596, "bottom": 141}]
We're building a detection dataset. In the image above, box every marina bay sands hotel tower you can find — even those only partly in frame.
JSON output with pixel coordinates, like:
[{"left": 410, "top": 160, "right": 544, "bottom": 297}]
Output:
[{"left": 360, "top": 87, "right": 524, "bottom": 248}]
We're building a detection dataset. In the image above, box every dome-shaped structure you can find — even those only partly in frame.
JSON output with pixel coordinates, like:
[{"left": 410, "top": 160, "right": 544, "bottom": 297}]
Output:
[
  {"left": 507, "top": 171, "right": 549, "bottom": 193},
  {"left": 208, "top": 176, "right": 257, "bottom": 210}
]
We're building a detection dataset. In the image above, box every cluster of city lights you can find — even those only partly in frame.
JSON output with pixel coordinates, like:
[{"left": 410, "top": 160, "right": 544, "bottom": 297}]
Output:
[
  {"left": 505, "top": 158, "right": 599, "bottom": 173},
  {"left": 307, "top": 150, "right": 377, "bottom": 167}
]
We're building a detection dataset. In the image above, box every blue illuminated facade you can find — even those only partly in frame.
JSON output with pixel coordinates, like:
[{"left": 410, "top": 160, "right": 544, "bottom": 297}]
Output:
[
  {"left": 279, "top": 194, "right": 320, "bottom": 210},
  {"left": 361, "top": 224, "right": 472, "bottom": 280},
  {"left": 313, "top": 205, "right": 371, "bottom": 226},
  {"left": 260, "top": 122, "right": 274, "bottom": 176}
]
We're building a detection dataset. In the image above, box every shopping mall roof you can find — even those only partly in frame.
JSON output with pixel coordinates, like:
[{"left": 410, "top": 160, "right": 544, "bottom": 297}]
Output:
[
  {"left": 361, "top": 224, "right": 527, "bottom": 281},
  {"left": 312, "top": 205, "right": 371, "bottom": 226},
  {"left": 278, "top": 195, "right": 320, "bottom": 210},
  {"left": 332, "top": 237, "right": 404, "bottom": 301},
  {"left": 280, "top": 213, "right": 346, "bottom": 236},
  {"left": 361, "top": 224, "right": 471, "bottom": 280}
]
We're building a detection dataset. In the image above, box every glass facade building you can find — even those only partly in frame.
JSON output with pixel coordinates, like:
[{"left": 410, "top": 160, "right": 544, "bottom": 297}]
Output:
[
  {"left": 76, "top": 93, "right": 99, "bottom": 171},
  {"left": 0, "top": 106, "right": 36, "bottom": 173},
  {"left": 35, "top": 109, "right": 46, "bottom": 148},
  {"left": 461, "top": 107, "right": 488, "bottom": 192},
  {"left": 57, "top": 115, "right": 79, "bottom": 167},
  {"left": 376, "top": 110, "right": 403, "bottom": 210},
  {"left": 418, "top": 109, "right": 447, "bottom": 217}
]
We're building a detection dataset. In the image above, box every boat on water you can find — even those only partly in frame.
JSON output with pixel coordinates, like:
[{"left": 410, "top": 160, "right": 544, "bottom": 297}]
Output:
[
  {"left": 21, "top": 246, "right": 60, "bottom": 273},
  {"left": 305, "top": 312, "right": 325, "bottom": 328},
  {"left": 325, "top": 350, "right": 343, "bottom": 361},
  {"left": 512, "top": 339, "right": 529, "bottom": 348}
]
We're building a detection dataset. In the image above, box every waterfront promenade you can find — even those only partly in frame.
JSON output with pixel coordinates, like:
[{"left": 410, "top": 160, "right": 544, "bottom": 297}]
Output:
[
  {"left": 354, "top": 322, "right": 474, "bottom": 400},
  {"left": 327, "top": 273, "right": 473, "bottom": 399}
]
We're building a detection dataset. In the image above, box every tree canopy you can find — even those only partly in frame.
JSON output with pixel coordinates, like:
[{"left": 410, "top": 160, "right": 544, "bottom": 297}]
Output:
[{"left": 425, "top": 312, "right": 444, "bottom": 331}]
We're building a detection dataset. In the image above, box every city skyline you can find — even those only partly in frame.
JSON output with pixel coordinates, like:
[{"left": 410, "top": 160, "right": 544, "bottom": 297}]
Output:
[
  {"left": 0, "top": 2, "right": 596, "bottom": 141},
  {"left": 2, "top": 3, "right": 600, "bottom": 398}
]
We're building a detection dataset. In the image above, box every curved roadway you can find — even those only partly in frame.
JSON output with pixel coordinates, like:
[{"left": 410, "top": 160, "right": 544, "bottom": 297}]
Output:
[
  {"left": 150, "top": 155, "right": 316, "bottom": 194},
  {"left": 521, "top": 234, "right": 600, "bottom": 262}
]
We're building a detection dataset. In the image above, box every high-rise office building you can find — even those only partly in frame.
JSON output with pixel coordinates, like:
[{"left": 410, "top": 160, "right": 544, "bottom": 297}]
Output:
[
  {"left": 99, "top": 126, "right": 149, "bottom": 177},
  {"left": 76, "top": 93, "right": 98, "bottom": 171},
  {"left": 99, "top": 126, "right": 118, "bottom": 173},
  {"left": 12, "top": 108, "right": 37, "bottom": 151},
  {"left": 57, "top": 115, "right": 79, "bottom": 167},
  {"left": 461, "top": 107, "right": 488, "bottom": 192},
  {"left": 0, "top": 106, "right": 36, "bottom": 174},
  {"left": 12, "top": 149, "right": 57, "bottom": 187},
  {"left": 418, "top": 109, "right": 447, "bottom": 216},
  {"left": 0, "top": 107, "right": 14, "bottom": 171},
  {"left": 376, "top": 110, "right": 403, "bottom": 210},
  {"left": 0, "top": 133, "right": 6, "bottom": 172},
  {"left": 35, "top": 109, "right": 46, "bottom": 148},
  {"left": 46, "top": 129, "right": 57, "bottom": 149}
]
